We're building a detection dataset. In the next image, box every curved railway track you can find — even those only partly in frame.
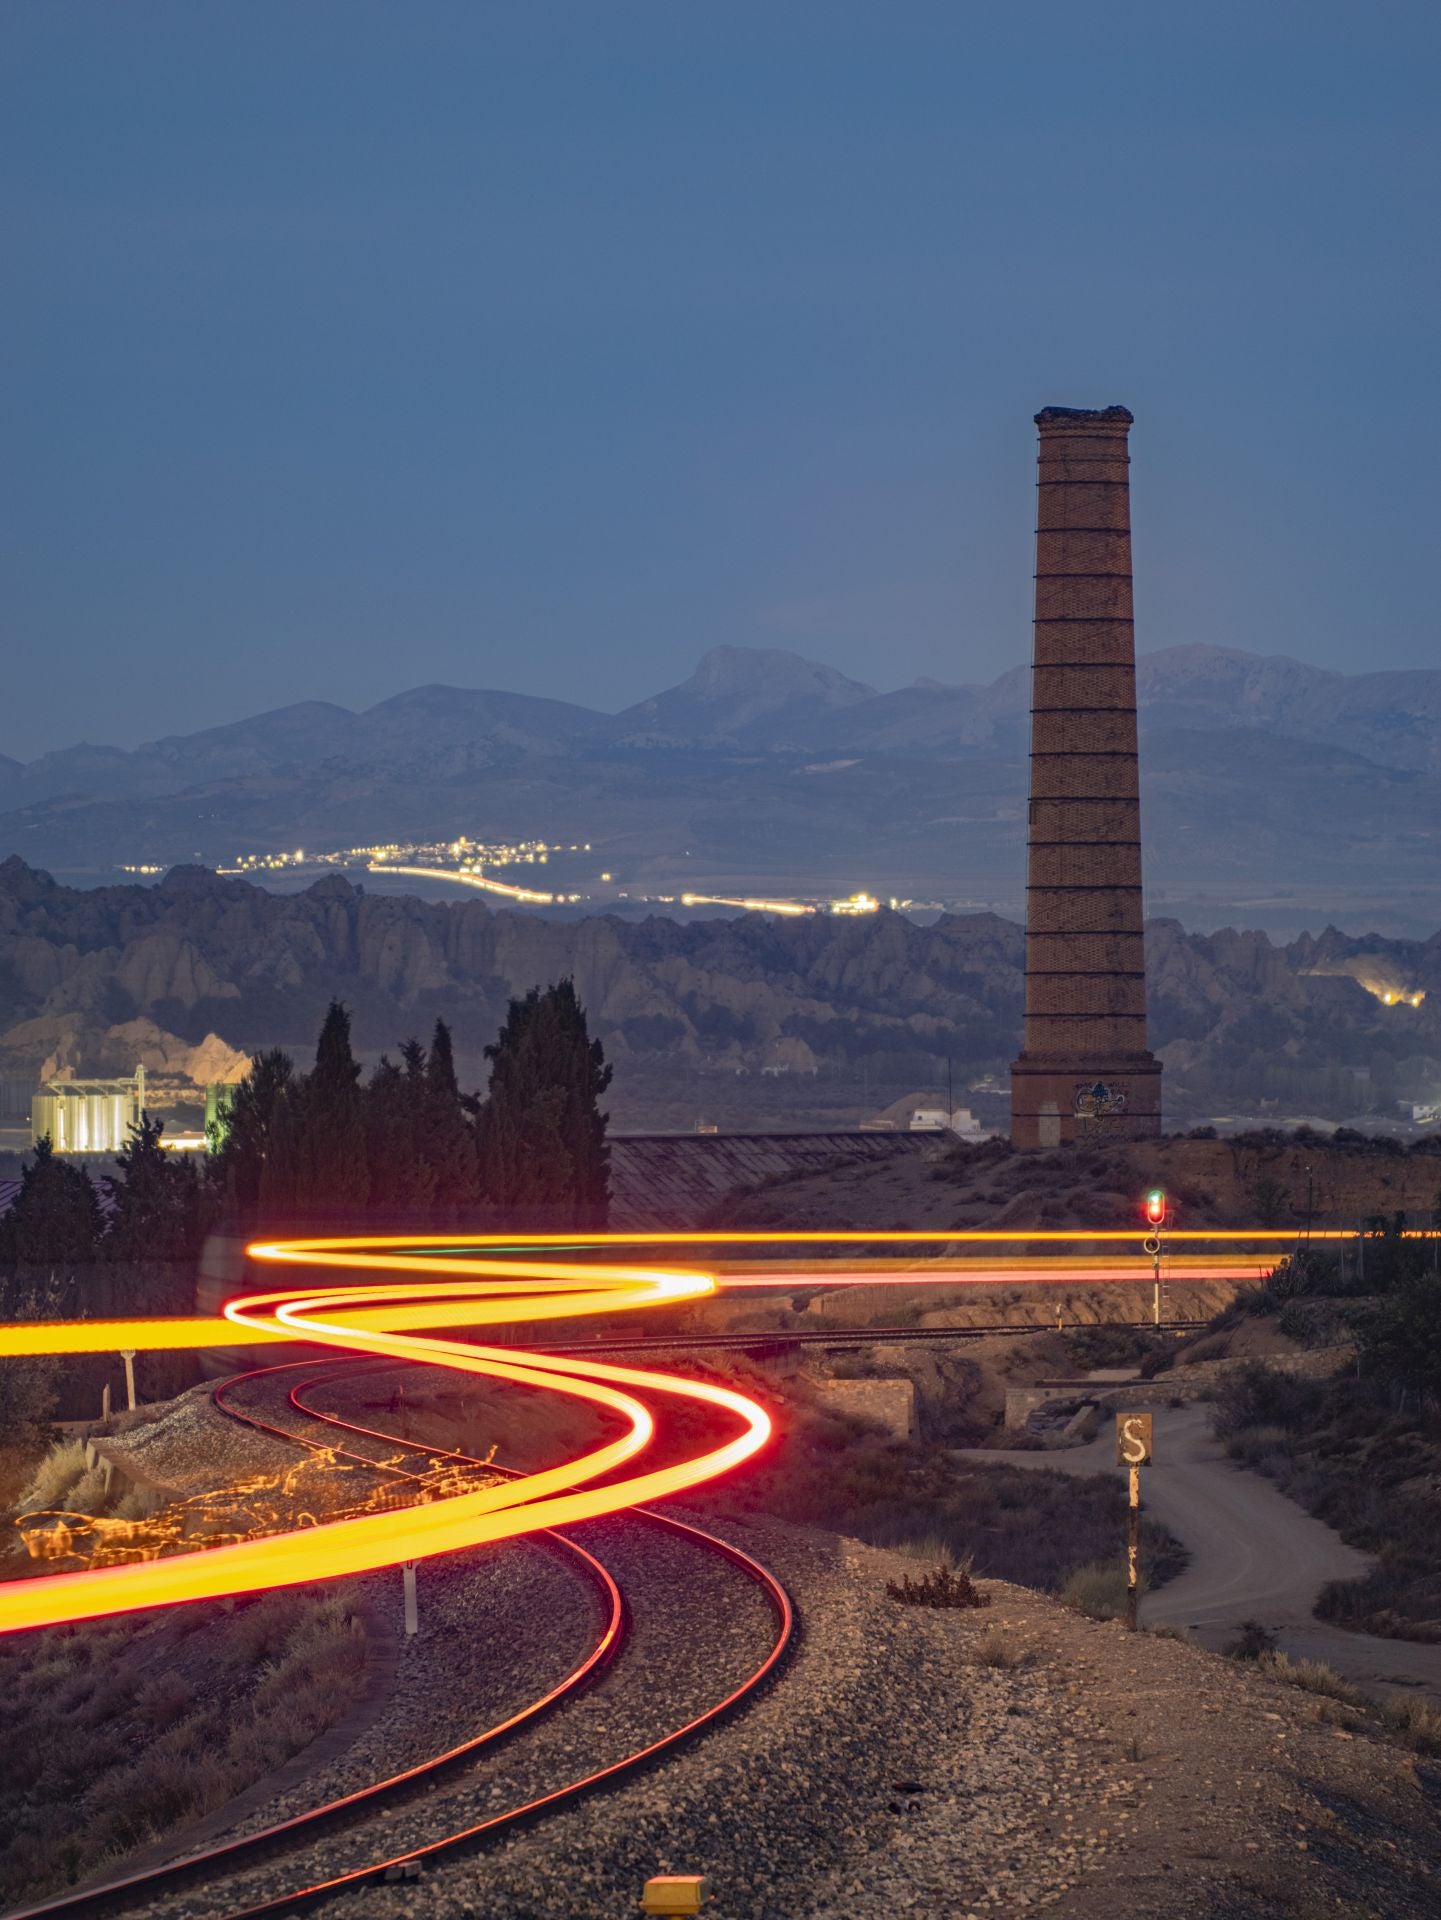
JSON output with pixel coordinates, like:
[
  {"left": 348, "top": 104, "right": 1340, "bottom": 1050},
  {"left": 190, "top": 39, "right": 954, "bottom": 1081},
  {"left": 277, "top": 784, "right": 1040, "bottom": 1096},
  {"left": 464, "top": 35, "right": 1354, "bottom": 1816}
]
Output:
[
  {"left": 534, "top": 1317, "right": 1211, "bottom": 1353},
  {"left": 5, "top": 1357, "right": 794, "bottom": 1920},
  {"left": 0, "top": 1227, "right": 1321, "bottom": 1916}
]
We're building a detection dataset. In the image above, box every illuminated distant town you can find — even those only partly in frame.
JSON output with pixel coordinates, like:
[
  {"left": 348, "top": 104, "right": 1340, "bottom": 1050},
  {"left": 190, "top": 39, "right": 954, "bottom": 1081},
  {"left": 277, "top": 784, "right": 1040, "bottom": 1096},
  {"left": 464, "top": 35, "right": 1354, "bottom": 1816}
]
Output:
[{"left": 121, "top": 841, "right": 925, "bottom": 916}]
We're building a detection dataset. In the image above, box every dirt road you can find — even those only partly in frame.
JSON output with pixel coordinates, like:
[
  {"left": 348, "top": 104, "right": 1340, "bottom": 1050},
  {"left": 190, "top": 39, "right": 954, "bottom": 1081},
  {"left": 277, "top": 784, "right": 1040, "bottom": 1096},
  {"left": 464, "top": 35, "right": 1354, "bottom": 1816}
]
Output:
[{"left": 968, "top": 1403, "right": 1441, "bottom": 1696}]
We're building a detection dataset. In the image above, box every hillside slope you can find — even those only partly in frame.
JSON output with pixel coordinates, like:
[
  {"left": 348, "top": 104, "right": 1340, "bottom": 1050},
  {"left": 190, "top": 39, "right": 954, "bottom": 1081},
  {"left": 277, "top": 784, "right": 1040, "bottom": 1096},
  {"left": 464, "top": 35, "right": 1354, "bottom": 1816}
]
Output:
[{"left": 2, "top": 861, "right": 1438, "bottom": 1126}]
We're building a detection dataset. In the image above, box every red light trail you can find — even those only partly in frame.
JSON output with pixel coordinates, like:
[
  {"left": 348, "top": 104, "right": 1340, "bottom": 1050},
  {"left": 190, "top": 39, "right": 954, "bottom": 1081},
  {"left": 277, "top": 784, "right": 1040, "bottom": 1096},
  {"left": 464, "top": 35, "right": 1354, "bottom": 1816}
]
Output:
[{"left": 0, "top": 1226, "right": 1356, "bottom": 1636}]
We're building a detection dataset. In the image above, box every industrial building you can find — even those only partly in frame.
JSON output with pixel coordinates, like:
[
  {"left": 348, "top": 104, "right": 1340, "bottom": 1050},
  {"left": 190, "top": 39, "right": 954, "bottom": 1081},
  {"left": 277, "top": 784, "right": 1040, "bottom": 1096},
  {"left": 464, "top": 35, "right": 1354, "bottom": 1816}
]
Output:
[{"left": 31, "top": 1067, "right": 146, "bottom": 1155}]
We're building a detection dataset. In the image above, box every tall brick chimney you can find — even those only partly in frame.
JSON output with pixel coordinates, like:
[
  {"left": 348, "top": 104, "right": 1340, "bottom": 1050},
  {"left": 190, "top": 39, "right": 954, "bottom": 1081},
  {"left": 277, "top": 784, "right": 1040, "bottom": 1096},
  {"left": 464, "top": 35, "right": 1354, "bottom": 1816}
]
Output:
[{"left": 1009, "top": 405, "right": 1162, "bottom": 1148}]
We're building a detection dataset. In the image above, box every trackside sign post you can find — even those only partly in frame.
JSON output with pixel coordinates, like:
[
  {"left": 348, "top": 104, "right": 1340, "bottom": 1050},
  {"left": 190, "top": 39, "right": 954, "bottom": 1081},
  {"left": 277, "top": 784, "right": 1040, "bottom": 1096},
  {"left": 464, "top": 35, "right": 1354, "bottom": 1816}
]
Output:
[{"left": 1115, "top": 1413, "right": 1153, "bottom": 1631}]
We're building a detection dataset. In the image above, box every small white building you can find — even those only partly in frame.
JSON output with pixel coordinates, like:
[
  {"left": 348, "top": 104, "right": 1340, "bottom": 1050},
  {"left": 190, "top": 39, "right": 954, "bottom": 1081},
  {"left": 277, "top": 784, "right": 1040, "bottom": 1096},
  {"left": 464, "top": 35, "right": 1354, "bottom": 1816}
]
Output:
[{"left": 908, "top": 1105, "right": 988, "bottom": 1139}]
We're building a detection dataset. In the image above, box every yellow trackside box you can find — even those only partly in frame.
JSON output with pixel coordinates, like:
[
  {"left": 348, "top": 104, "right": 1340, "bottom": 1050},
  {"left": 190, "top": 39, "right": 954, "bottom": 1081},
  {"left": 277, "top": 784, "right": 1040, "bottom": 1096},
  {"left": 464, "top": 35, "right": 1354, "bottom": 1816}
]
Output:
[{"left": 640, "top": 1876, "right": 712, "bottom": 1915}]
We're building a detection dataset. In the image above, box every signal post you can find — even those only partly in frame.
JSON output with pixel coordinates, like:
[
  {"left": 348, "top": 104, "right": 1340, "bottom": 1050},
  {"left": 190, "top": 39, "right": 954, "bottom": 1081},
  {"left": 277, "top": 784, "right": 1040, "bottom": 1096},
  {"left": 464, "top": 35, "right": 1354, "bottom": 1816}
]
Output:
[
  {"left": 1143, "top": 1187, "right": 1168, "bottom": 1325},
  {"left": 1115, "top": 1412, "right": 1153, "bottom": 1630}
]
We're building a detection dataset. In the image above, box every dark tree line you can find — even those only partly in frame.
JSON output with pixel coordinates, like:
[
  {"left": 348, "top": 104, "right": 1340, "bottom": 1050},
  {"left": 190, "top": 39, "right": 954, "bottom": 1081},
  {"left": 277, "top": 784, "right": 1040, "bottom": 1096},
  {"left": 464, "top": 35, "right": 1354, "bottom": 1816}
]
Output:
[{"left": 0, "top": 981, "right": 611, "bottom": 1284}]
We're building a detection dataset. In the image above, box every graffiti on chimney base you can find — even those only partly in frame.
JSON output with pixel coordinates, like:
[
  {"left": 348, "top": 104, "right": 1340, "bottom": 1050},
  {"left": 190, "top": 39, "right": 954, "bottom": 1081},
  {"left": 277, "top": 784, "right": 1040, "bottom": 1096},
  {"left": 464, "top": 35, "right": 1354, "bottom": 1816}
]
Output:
[{"left": 1075, "top": 1080, "right": 1128, "bottom": 1118}]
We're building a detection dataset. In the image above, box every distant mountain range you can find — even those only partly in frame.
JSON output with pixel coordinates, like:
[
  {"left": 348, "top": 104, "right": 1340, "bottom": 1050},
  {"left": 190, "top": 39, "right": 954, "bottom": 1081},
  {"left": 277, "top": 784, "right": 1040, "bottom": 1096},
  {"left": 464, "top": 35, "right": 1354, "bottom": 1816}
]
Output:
[{"left": 5, "top": 642, "right": 1441, "bottom": 933}]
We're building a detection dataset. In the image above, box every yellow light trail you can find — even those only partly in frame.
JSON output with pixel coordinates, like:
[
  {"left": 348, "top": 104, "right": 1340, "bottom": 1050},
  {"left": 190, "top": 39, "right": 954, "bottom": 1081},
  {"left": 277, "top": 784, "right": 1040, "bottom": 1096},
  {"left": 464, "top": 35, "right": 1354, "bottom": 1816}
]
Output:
[
  {"left": 0, "top": 1238, "right": 767, "bottom": 1635},
  {"left": 1, "top": 1225, "right": 1410, "bottom": 1636}
]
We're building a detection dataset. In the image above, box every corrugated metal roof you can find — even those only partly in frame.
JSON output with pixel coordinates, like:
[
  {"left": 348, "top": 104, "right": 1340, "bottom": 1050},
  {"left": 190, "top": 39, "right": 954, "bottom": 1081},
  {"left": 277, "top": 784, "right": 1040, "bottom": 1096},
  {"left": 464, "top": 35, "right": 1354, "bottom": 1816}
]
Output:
[
  {"left": 0, "top": 1133, "right": 931, "bottom": 1233},
  {"left": 608, "top": 1130, "right": 933, "bottom": 1230}
]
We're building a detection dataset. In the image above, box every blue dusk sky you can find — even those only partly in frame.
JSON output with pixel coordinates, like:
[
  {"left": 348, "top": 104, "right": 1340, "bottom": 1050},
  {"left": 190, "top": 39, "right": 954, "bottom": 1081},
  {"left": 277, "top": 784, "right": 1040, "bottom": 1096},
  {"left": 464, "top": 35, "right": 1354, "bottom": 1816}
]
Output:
[{"left": 2, "top": 1, "right": 1437, "bottom": 759}]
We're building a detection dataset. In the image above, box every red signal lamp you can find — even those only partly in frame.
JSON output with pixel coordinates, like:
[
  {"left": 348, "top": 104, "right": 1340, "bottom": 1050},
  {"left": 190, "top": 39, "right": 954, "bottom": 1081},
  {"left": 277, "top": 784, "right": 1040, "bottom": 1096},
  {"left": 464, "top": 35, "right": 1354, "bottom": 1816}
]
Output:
[{"left": 1144, "top": 1189, "right": 1167, "bottom": 1228}]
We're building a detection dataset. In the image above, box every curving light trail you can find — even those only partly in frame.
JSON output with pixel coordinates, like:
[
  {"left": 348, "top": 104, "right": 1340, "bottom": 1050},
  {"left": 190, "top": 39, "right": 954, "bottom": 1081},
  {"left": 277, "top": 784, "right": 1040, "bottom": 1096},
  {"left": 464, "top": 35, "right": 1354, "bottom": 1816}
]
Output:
[
  {"left": 0, "top": 1225, "right": 1371, "bottom": 1637},
  {"left": 0, "top": 1236, "right": 772, "bottom": 1636}
]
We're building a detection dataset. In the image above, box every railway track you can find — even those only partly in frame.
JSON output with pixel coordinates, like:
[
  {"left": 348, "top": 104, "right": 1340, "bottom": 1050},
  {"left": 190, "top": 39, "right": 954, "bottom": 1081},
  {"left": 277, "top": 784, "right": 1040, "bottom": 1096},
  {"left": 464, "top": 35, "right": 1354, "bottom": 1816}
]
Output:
[
  {"left": 6, "top": 1361, "right": 793, "bottom": 1920},
  {"left": 0, "top": 1232, "right": 1234, "bottom": 1918},
  {"left": 535, "top": 1317, "right": 1210, "bottom": 1354}
]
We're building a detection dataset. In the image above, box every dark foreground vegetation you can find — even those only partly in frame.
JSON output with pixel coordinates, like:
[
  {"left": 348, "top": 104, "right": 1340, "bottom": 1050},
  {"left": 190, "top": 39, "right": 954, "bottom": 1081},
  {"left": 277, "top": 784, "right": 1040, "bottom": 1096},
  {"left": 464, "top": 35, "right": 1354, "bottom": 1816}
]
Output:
[
  {"left": 1211, "top": 1222, "right": 1441, "bottom": 1640},
  {"left": 684, "top": 1359, "right": 1184, "bottom": 1599},
  {"left": 0, "top": 979, "right": 611, "bottom": 1453},
  {"left": 1, "top": 980, "right": 610, "bottom": 1283},
  {"left": 0, "top": 1586, "right": 364, "bottom": 1904}
]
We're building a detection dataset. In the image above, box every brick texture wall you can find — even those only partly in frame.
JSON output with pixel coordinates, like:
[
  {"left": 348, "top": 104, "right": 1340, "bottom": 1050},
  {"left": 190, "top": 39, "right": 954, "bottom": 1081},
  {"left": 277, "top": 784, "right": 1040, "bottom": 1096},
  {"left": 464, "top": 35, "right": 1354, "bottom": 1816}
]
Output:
[{"left": 1011, "top": 406, "right": 1162, "bottom": 1147}]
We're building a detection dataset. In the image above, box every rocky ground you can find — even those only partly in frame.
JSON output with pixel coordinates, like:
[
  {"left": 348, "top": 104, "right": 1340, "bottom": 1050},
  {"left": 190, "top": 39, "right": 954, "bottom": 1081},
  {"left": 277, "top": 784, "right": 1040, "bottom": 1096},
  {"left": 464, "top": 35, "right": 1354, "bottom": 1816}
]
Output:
[
  {"left": 318, "top": 1520, "right": 1441, "bottom": 1920},
  {"left": 711, "top": 1131, "right": 1441, "bottom": 1237},
  {"left": 10, "top": 1370, "right": 1441, "bottom": 1919}
]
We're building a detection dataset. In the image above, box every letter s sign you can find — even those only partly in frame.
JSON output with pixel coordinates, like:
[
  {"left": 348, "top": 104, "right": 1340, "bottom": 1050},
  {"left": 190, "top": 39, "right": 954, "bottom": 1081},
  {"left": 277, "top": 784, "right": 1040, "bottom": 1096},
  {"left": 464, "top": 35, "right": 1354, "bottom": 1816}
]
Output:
[{"left": 1115, "top": 1412, "right": 1153, "bottom": 1467}]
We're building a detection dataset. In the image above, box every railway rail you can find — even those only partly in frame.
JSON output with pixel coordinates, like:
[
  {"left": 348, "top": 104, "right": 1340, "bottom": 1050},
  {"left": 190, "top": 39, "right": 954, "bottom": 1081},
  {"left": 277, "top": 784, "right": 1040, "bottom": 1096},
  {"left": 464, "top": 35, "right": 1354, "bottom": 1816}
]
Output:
[
  {"left": 6, "top": 1358, "right": 794, "bottom": 1920},
  {"left": 0, "top": 1228, "right": 1307, "bottom": 1916},
  {"left": 535, "top": 1317, "right": 1211, "bottom": 1354}
]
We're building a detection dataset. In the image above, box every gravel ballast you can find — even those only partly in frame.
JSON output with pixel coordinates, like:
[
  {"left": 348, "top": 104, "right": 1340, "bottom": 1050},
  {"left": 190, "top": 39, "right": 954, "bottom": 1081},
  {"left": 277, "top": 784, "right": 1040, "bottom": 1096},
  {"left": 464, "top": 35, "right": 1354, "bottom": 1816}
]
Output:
[
  {"left": 61, "top": 1374, "right": 1441, "bottom": 1919},
  {"left": 137, "top": 1510, "right": 780, "bottom": 1920},
  {"left": 317, "top": 1520, "right": 1441, "bottom": 1920}
]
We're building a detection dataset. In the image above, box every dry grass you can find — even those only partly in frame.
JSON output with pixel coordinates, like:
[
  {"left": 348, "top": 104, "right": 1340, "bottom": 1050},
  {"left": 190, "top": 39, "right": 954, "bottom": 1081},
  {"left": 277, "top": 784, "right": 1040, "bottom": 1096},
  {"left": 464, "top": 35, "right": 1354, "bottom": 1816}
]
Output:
[
  {"left": 0, "top": 1587, "right": 366, "bottom": 1903},
  {"left": 1380, "top": 1696, "right": 1441, "bottom": 1755},
  {"left": 1255, "top": 1651, "right": 1366, "bottom": 1707},
  {"left": 17, "top": 1436, "right": 89, "bottom": 1513},
  {"left": 112, "top": 1484, "right": 165, "bottom": 1521},
  {"left": 1062, "top": 1557, "right": 1146, "bottom": 1622},
  {"left": 1232, "top": 1638, "right": 1441, "bottom": 1752},
  {"left": 972, "top": 1627, "right": 1025, "bottom": 1669}
]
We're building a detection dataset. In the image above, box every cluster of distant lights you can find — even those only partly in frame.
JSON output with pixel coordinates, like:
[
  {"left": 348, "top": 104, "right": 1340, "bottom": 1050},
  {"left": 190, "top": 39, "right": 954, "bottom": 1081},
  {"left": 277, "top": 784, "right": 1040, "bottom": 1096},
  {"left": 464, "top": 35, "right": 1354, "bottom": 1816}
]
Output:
[
  {"left": 1349, "top": 975, "right": 1428, "bottom": 1010},
  {"left": 127, "top": 839, "right": 916, "bottom": 917},
  {"left": 679, "top": 890, "right": 882, "bottom": 916}
]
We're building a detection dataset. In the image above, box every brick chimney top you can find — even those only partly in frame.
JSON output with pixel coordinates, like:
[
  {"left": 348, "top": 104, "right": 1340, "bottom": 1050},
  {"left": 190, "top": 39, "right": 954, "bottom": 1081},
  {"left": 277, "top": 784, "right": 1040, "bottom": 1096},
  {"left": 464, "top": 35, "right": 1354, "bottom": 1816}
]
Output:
[{"left": 1034, "top": 405, "right": 1133, "bottom": 427}]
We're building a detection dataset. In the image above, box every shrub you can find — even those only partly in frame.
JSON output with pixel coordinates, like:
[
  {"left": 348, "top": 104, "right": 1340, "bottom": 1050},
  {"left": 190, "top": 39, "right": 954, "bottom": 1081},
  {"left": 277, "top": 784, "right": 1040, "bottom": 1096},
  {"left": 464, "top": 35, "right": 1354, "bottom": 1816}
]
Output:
[
  {"left": 1224, "top": 1619, "right": 1278, "bottom": 1660},
  {"left": 887, "top": 1563, "right": 991, "bottom": 1610},
  {"left": 1358, "top": 1271, "right": 1441, "bottom": 1398},
  {"left": 1381, "top": 1697, "right": 1441, "bottom": 1754},
  {"left": 1062, "top": 1558, "right": 1143, "bottom": 1621},
  {"left": 1063, "top": 1325, "right": 1158, "bottom": 1372},
  {"left": 1277, "top": 1301, "right": 1310, "bottom": 1342},
  {"left": 1213, "top": 1364, "right": 1325, "bottom": 1438},
  {"left": 1255, "top": 1652, "right": 1364, "bottom": 1705},
  {"left": 972, "top": 1628, "right": 1024, "bottom": 1668},
  {"left": 1232, "top": 1283, "right": 1282, "bottom": 1318},
  {"left": 1176, "top": 1332, "right": 1232, "bottom": 1367},
  {"left": 17, "top": 1438, "right": 88, "bottom": 1514}
]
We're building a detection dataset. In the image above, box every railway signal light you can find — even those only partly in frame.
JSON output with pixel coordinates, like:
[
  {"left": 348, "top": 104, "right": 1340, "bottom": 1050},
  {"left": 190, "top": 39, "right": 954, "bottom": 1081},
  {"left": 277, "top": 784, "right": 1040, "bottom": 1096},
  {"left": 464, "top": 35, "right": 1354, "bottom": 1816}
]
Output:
[{"left": 1144, "top": 1188, "right": 1167, "bottom": 1228}]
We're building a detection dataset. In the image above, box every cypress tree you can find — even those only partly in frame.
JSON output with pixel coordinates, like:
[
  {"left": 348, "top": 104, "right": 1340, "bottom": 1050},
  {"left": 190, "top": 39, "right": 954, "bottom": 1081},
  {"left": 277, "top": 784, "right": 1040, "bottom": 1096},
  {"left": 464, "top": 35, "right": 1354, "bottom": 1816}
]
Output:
[
  {"left": 423, "top": 1018, "right": 477, "bottom": 1205},
  {"left": 209, "top": 1048, "right": 295, "bottom": 1213},
  {"left": 0, "top": 1136, "right": 103, "bottom": 1270},
  {"left": 106, "top": 1113, "right": 211, "bottom": 1263},
  {"left": 296, "top": 1001, "right": 370, "bottom": 1214},
  {"left": 477, "top": 981, "right": 610, "bottom": 1226},
  {"left": 364, "top": 1050, "right": 437, "bottom": 1211}
]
